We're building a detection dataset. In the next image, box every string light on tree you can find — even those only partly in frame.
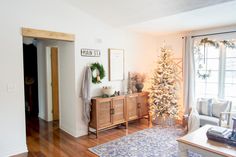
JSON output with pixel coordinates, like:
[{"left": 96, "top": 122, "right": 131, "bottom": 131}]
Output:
[{"left": 149, "top": 47, "right": 179, "bottom": 120}]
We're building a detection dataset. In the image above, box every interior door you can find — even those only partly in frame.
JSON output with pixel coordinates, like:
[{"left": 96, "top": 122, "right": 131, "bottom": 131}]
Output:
[
  {"left": 51, "top": 47, "right": 59, "bottom": 120},
  {"left": 112, "top": 97, "right": 126, "bottom": 124},
  {"left": 126, "top": 94, "right": 139, "bottom": 120}
]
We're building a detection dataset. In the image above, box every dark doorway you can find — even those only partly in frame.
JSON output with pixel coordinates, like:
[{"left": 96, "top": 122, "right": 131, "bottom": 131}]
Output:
[{"left": 23, "top": 43, "right": 39, "bottom": 117}]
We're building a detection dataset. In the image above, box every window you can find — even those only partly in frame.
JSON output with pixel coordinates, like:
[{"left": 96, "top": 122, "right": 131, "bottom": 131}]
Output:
[
  {"left": 194, "top": 39, "right": 236, "bottom": 106},
  {"left": 224, "top": 48, "right": 236, "bottom": 103},
  {"left": 195, "top": 45, "right": 220, "bottom": 98}
]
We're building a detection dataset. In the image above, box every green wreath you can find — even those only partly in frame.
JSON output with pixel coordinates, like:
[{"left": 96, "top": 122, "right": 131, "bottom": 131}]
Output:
[{"left": 90, "top": 63, "right": 105, "bottom": 84}]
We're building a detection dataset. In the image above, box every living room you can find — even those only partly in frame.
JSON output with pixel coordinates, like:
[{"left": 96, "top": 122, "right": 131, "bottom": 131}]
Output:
[{"left": 1, "top": 0, "right": 236, "bottom": 157}]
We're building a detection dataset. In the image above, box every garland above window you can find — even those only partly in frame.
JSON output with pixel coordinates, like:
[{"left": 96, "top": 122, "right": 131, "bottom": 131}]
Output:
[
  {"left": 199, "top": 38, "right": 219, "bottom": 48},
  {"left": 220, "top": 40, "right": 236, "bottom": 49},
  {"left": 199, "top": 38, "right": 236, "bottom": 49}
]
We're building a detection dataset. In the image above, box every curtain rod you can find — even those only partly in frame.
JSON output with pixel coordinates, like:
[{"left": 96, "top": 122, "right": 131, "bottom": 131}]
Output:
[{"left": 191, "top": 30, "right": 236, "bottom": 38}]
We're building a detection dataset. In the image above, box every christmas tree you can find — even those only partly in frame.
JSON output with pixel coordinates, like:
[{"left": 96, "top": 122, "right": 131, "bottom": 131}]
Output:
[{"left": 149, "top": 47, "right": 179, "bottom": 120}]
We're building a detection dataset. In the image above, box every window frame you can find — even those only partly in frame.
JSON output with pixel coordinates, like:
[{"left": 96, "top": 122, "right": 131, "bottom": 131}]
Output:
[{"left": 195, "top": 44, "right": 236, "bottom": 100}]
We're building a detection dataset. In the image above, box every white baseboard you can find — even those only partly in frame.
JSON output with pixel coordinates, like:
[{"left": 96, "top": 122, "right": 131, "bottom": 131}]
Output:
[
  {"left": 60, "top": 123, "right": 77, "bottom": 137},
  {"left": 38, "top": 113, "right": 46, "bottom": 121},
  {"left": 59, "top": 124, "right": 88, "bottom": 138},
  {"left": 0, "top": 144, "right": 28, "bottom": 157},
  {"left": 78, "top": 126, "right": 88, "bottom": 137}
]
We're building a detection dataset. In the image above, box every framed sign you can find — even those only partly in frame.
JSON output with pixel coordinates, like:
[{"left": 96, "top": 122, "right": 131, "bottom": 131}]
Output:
[
  {"left": 81, "top": 48, "right": 100, "bottom": 57},
  {"left": 108, "top": 48, "right": 124, "bottom": 81}
]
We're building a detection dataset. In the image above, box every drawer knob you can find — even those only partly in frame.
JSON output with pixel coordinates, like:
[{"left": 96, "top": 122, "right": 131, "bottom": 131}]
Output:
[
  {"left": 110, "top": 108, "right": 115, "bottom": 115},
  {"left": 137, "top": 103, "right": 141, "bottom": 108}
]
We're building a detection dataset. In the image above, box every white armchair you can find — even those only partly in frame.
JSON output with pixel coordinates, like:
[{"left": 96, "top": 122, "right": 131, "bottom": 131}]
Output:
[
  {"left": 219, "top": 111, "right": 236, "bottom": 128},
  {"left": 196, "top": 98, "right": 232, "bottom": 127}
]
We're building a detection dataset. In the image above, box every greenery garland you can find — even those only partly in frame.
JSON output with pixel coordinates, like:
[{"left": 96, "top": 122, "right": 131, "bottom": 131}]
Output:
[
  {"left": 90, "top": 63, "right": 105, "bottom": 84},
  {"left": 195, "top": 38, "right": 236, "bottom": 80},
  {"left": 200, "top": 38, "right": 219, "bottom": 48},
  {"left": 220, "top": 40, "right": 236, "bottom": 49},
  {"left": 199, "top": 38, "right": 236, "bottom": 49}
]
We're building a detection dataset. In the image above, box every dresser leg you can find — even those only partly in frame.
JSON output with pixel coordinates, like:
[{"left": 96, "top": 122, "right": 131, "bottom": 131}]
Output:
[
  {"left": 88, "top": 127, "right": 90, "bottom": 135},
  {"left": 96, "top": 129, "right": 98, "bottom": 138}
]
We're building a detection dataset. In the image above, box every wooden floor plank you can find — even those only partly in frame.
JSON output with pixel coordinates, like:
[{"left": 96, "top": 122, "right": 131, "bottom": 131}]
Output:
[{"left": 13, "top": 117, "right": 151, "bottom": 157}]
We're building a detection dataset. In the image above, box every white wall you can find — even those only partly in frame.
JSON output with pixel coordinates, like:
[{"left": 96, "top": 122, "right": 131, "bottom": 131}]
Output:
[
  {"left": 142, "top": 33, "right": 185, "bottom": 91},
  {"left": 37, "top": 40, "right": 48, "bottom": 121},
  {"left": 0, "top": 0, "right": 158, "bottom": 156},
  {"left": 45, "top": 47, "right": 53, "bottom": 121},
  {"left": 57, "top": 41, "right": 77, "bottom": 136}
]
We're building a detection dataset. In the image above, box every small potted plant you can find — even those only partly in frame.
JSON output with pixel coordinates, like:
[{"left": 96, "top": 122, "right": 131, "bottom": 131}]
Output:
[{"left": 131, "top": 72, "right": 146, "bottom": 92}]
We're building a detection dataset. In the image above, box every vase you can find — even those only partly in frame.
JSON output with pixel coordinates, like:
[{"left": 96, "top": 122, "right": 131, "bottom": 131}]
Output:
[{"left": 135, "top": 83, "right": 144, "bottom": 92}]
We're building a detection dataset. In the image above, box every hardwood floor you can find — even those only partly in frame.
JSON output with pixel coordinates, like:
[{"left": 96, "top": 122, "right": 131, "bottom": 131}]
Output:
[{"left": 13, "top": 117, "right": 151, "bottom": 157}]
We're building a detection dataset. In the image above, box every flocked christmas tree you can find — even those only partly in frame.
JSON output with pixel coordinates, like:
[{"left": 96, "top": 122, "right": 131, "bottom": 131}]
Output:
[{"left": 149, "top": 47, "right": 179, "bottom": 120}]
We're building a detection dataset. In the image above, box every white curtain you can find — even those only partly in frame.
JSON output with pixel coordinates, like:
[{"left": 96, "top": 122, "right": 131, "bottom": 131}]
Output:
[
  {"left": 188, "top": 107, "right": 200, "bottom": 133},
  {"left": 183, "top": 36, "right": 195, "bottom": 114}
]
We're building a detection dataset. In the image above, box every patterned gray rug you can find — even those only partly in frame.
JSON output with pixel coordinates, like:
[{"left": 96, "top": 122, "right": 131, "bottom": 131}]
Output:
[{"left": 89, "top": 126, "right": 186, "bottom": 157}]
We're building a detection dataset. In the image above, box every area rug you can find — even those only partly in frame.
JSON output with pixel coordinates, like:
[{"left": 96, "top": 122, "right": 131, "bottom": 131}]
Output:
[{"left": 89, "top": 126, "right": 186, "bottom": 157}]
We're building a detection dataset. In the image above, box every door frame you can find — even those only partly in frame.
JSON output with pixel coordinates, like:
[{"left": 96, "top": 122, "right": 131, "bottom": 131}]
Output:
[
  {"left": 50, "top": 47, "right": 59, "bottom": 121},
  {"left": 22, "top": 27, "right": 75, "bottom": 42},
  {"left": 45, "top": 47, "right": 60, "bottom": 121},
  {"left": 22, "top": 28, "right": 75, "bottom": 120}
]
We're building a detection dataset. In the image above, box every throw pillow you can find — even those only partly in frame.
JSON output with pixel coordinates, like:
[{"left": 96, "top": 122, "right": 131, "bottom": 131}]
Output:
[
  {"left": 212, "top": 99, "right": 230, "bottom": 119},
  {"left": 196, "top": 98, "right": 213, "bottom": 116}
]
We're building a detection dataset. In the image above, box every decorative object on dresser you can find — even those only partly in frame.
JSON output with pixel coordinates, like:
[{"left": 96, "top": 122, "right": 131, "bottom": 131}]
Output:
[
  {"left": 130, "top": 72, "right": 146, "bottom": 92},
  {"left": 90, "top": 62, "right": 105, "bottom": 84},
  {"left": 101, "top": 86, "right": 115, "bottom": 97},
  {"left": 149, "top": 46, "right": 179, "bottom": 125},
  {"left": 127, "top": 72, "right": 133, "bottom": 94},
  {"left": 88, "top": 92, "right": 149, "bottom": 137}
]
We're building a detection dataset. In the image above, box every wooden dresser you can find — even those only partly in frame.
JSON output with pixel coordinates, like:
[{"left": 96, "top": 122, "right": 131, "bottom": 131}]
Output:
[
  {"left": 126, "top": 92, "right": 149, "bottom": 121},
  {"left": 89, "top": 92, "right": 149, "bottom": 137}
]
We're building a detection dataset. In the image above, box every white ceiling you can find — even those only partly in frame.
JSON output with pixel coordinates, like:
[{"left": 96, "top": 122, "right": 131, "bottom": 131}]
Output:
[
  {"left": 128, "top": 0, "right": 236, "bottom": 35},
  {"left": 64, "top": 0, "right": 236, "bottom": 35}
]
